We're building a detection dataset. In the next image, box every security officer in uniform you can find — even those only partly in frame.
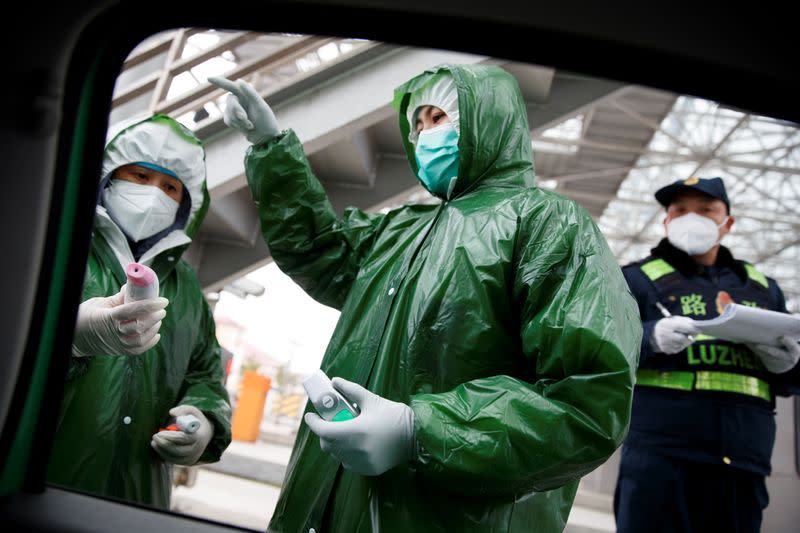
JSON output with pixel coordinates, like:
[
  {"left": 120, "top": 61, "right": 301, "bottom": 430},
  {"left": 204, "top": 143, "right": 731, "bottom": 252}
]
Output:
[{"left": 614, "top": 176, "right": 800, "bottom": 532}]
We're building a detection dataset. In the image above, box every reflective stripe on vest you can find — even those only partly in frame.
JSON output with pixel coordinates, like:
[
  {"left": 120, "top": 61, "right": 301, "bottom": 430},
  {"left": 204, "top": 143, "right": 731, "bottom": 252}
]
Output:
[
  {"left": 640, "top": 258, "right": 675, "bottom": 281},
  {"left": 636, "top": 369, "right": 771, "bottom": 402},
  {"left": 744, "top": 263, "right": 769, "bottom": 289},
  {"left": 640, "top": 258, "right": 769, "bottom": 290}
]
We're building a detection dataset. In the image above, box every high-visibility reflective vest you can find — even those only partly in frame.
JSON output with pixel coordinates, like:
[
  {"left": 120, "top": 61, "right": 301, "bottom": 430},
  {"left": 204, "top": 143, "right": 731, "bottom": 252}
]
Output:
[{"left": 635, "top": 256, "right": 775, "bottom": 402}]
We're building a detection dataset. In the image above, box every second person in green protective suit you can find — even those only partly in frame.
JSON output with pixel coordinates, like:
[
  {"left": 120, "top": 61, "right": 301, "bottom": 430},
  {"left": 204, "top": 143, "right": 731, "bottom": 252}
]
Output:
[
  {"left": 210, "top": 64, "right": 642, "bottom": 533},
  {"left": 48, "top": 114, "right": 232, "bottom": 509}
]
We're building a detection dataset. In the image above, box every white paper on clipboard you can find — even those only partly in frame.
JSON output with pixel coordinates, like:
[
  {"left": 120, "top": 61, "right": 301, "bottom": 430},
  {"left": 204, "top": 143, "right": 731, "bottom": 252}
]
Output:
[{"left": 691, "top": 303, "right": 800, "bottom": 347}]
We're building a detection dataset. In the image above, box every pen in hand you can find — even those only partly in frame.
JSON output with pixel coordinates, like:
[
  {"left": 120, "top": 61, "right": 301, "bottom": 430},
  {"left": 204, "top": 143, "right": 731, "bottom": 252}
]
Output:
[{"left": 655, "top": 301, "right": 696, "bottom": 343}]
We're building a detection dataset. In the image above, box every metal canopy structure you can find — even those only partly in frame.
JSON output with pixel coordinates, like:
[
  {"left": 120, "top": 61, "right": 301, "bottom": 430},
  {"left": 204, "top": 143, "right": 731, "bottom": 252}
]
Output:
[{"left": 108, "top": 29, "right": 800, "bottom": 312}]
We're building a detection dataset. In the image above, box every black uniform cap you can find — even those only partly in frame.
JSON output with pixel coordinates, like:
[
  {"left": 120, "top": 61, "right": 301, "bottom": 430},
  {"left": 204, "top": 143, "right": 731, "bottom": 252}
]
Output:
[{"left": 655, "top": 176, "right": 730, "bottom": 212}]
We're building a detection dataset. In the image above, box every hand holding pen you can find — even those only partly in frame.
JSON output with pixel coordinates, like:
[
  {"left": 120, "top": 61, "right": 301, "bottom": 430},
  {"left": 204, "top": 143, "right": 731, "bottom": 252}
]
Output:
[{"left": 651, "top": 302, "right": 699, "bottom": 354}]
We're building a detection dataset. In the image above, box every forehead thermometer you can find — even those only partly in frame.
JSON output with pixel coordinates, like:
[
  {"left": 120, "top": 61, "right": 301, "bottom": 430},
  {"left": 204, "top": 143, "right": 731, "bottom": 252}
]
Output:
[
  {"left": 124, "top": 262, "right": 159, "bottom": 303},
  {"left": 303, "top": 369, "right": 360, "bottom": 422}
]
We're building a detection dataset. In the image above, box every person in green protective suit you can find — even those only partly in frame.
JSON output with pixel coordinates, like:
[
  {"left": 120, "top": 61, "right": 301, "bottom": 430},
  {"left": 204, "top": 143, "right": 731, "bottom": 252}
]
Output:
[
  {"left": 210, "top": 64, "right": 641, "bottom": 532},
  {"left": 47, "top": 114, "right": 232, "bottom": 509}
]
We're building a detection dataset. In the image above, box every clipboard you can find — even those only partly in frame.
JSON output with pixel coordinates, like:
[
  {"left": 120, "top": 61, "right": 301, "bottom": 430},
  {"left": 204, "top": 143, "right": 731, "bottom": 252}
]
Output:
[{"left": 691, "top": 304, "right": 800, "bottom": 347}]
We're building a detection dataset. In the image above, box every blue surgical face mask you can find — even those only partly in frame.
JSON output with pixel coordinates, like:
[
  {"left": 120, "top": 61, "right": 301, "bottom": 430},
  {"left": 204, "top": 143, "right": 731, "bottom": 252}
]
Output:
[{"left": 414, "top": 122, "right": 460, "bottom": 198}]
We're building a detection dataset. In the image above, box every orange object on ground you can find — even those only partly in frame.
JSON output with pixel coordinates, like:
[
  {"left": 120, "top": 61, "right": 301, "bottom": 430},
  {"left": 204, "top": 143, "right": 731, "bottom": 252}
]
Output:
[{"left": 231, "top": 371, "right": 272, "bottom": 442}]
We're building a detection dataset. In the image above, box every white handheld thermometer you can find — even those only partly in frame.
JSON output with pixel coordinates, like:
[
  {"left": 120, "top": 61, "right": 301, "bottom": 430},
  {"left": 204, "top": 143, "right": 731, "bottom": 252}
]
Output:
[
  {"left": 124, "top": 262, "right": 159, "bottom": 303},
  {"left": 175, "top": 414, "right": 201, "bottom": 434},
  {"left": 303, "top": 369, "right": 360, "bottom": 422},
  {"left": 159, "top": 414, "right": 201, "bottom": 434}
]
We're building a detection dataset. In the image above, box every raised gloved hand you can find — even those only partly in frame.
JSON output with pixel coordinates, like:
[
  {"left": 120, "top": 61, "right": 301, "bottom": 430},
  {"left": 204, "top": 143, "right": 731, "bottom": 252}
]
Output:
[
  {"left": 304, "top": 377, "right": 415, "bottom": 476},
  {"left": 73, "top": 286, "right": 168, "bottom": 357},
  {"left": 748, "top": 335, "right": 800, "bottom": 374},
  {"left": 651, "top": 316, "right": 700, "bottom": 354},
  {"left": 151, "top": 405, "right": 214, "bottom": 466},
  {"left": 208, "top": 76, "right": 280, "bottom": 145}
]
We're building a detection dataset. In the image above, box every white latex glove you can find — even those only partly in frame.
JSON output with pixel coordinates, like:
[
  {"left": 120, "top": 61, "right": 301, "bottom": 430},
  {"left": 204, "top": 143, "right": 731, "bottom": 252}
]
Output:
[
  {"left": 208, "top": 76, "right": 280, "bottom": 145},
  {"left": 73, "top": 286, "right": 168, "bottom": 357},
  {"left": 748, "top": 335, "right": 800, "bottom": 374},
  {"left": 651, "top": 316, "right": 700, "bottom": 354},
  {"left": 151, "top": 405, "right": 214, "bottom": 466},
  {"left": 304, "top": 377, "right": 415, "bottom": 476}
]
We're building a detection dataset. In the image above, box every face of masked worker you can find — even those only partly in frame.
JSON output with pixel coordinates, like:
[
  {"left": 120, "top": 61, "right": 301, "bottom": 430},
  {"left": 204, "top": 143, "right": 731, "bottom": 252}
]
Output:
[
  {"left": 413, "top": 105, "right": 459, "bottom": 198},
  {"left": 664, "top": 190, "right": 733, "bottom": 256},
  {"left": 104, "top": 164, "right": 184, "bottom": 242}
]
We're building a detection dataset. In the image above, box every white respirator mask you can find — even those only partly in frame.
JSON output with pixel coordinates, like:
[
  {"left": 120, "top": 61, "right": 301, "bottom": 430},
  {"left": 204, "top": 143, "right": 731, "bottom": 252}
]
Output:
[
  {"left": 103, "top": 179, "right": 179, "bottom": 242},
  {"left": 666, "top": 212, "right": 729, "bottom": 256}
]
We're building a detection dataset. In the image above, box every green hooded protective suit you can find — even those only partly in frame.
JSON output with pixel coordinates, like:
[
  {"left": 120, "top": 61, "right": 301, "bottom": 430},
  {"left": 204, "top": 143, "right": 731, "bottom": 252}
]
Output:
[
  {"left": 248, "top": 65, "right": 641, "bottom": 532},
  {"left": 47, "top": 114, "right": 231, "bottom": 509}
]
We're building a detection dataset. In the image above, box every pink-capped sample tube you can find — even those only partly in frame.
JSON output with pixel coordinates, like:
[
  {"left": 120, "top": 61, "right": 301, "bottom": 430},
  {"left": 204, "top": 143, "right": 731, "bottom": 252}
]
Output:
[{"left": 124, "top": 263, "right": 159, "bottom": 303}]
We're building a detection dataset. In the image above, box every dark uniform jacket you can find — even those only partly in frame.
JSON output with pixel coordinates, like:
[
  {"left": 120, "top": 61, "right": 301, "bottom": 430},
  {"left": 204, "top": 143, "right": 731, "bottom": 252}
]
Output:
[{"left": 623, "top": 238, "right": 799, "bottom": 475}]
